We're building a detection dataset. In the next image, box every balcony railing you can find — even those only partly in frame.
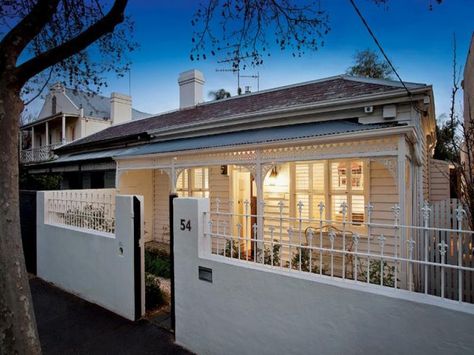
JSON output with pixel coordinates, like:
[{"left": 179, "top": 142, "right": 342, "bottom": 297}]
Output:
[{"left": 20, "top": 142, "right": 64, "bottom": 164}]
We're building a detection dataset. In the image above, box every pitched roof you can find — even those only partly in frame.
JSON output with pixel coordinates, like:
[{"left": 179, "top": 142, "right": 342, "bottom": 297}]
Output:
[
  {"left": 64, "top": 88, "right": 151, "bottom": 120},
  {"left": 61, "top": 75, "right": 428, "bottom": 151}
]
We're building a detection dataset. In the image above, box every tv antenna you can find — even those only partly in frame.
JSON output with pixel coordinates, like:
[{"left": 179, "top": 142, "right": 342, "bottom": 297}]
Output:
[{"left": 215, "top": 53, "right": 260, "bottom": 95}]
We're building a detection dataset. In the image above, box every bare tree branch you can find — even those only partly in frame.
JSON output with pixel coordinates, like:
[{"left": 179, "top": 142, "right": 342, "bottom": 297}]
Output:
[{"left": 15, "top": 0, "right": 128, "bottom": 87}]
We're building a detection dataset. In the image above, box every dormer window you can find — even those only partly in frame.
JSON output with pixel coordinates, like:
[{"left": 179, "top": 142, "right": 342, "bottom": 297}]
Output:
[{"left": 52, "top": 96, "right": 57, "bottom": 115}]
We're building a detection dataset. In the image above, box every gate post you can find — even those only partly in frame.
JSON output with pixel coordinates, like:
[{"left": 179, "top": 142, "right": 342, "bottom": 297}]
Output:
[
  {"left": 169, "top": 193, "right": 178, "bottom": 335},
  {"left": 172, "top": 197, "right": 210, "bottom": 343}
]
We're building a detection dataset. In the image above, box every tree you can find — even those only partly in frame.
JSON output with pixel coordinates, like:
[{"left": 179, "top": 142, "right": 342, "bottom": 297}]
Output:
[
  {"left": 0, "top": 1, "right": 133, "bottom": 353},
  {"left": 346, "top": 49, "right": 394, "bottom": 79},
  {"left": 433, "top": 114, "right": 458, "bottom": 162},
  {"left": 208, "top": 89, "right": 231, "bottom": 100}
]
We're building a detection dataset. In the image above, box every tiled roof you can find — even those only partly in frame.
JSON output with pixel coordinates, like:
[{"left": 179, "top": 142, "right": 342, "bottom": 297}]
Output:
[{"left": 61, "top": 75, "right": 427, "bottom": 151}]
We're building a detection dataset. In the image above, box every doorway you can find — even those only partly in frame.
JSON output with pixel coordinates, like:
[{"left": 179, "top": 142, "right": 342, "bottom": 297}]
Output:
[{"left": 232, "top": 166, "right": 256, "bottom": 259}]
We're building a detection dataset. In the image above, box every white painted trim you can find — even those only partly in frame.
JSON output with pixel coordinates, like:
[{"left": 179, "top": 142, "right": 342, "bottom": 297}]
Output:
[
  {"left": 117, "top": 152, "right": 399, "bottom": 172},
  {"left": 63, "top": 90, "right": 80, "bottom": 110}
]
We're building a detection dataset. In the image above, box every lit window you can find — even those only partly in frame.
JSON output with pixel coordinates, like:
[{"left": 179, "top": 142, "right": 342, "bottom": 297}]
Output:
[
  {"left": 294, "top": 161, "right": 326, "bottom": 220},
  {"left": 330, "top": 160, "right": 365, "bottom": 223},
  {"left": 176, "top": 168, "right": 209, "bottom": 198},
  {"left": 292, "top": 160, "right": 366, "bottom": 224}
]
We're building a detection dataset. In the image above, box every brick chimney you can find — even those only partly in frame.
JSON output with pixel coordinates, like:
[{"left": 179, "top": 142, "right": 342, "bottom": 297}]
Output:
[
  {"left": 110, "top": 92, "right": 132, "bottom": 125},
  {"left": 178, "top": 69, "right": 205, "bottom": 109}
]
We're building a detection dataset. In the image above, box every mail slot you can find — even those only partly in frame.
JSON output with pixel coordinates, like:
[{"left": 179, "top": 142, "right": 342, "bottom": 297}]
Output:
[{"left": 199, "top": 266, "right": 212, "bottom": 283}]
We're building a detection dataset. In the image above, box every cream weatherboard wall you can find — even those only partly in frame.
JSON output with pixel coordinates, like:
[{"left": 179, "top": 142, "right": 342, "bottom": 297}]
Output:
[
  {"left": 119, "top": 169, "right": 154, "bottom": 242},
  {"left": 153, "top": 170, "right": 171, "bottom": 244}
]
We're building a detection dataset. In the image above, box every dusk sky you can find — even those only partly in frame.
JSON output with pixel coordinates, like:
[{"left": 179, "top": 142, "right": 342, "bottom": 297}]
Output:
[{"left": 36, "top": 0, "right": 474, "bottom": 120}]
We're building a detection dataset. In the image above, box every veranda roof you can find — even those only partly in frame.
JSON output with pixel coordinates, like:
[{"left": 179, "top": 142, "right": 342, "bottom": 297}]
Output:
[{"left": 51, "top": 119, "right": 400, "bottom": 164}]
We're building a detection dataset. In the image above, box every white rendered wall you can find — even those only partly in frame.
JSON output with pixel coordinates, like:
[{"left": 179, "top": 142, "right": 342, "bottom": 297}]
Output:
[
  {"left": 174, "top": 198, "right": 474, "bottom": 355},
  {"left": 37, "top": 193, "right": 144, "bottom": 321}
]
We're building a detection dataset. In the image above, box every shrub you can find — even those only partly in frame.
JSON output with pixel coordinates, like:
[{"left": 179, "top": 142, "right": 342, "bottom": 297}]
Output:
[
  {"left": 145, "top": 273, "right": 164, "bottom": 310},
  {"left": 289, "top": 247, "right": 321, "bottom": 273},
  {"left": 145, "top": 250, "right": 171, "bottom": 279},
  {"left": 358, "top": 260, "right": 396, "bottom": 287},
  {"left": 257, "top": 241, "right": 281, "bottom": 266},
  {"left": 221, "top": 239, "right": 240, "bottom": 258}
]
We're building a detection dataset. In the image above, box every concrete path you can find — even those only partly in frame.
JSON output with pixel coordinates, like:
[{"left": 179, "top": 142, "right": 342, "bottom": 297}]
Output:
[{"left": 30, "top": 277, "right": 191, "bottom": 354}]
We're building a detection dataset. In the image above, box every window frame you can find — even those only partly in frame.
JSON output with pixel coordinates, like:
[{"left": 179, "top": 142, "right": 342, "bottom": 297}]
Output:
[
  {"left": 291, "top": 159, "right": 369, "bottom": 224},
  {"left": 176, "top": 167, "right": 209, "bottom": 198},
  {"left": 329, "top": 159, "right": 367, "bottom": 224}
]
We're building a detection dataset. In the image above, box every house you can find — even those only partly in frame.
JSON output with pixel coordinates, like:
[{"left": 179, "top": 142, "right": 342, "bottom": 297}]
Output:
[
  {"left": 463, "top": 33, "right": 474, "bottom": 134},
  {"left": 20, "top": 83, "right": 150, "bottom": 188},
  {"left": 38, "top": 69, "right": 437, "bottom": 247}
]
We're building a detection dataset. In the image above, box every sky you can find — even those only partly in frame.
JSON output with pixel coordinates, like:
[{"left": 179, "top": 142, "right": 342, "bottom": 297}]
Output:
[{"left": 30, "top": 0, "right": 474, "bottom": 120}]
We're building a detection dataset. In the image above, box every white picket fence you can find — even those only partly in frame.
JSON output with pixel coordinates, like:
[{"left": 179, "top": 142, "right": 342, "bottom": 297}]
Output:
[{"left": 427, "top": 199, "right": 474, "bottom": 302}]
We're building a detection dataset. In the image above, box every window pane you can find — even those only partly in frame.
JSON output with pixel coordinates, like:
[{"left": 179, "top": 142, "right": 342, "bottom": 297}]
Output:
[
  {"left": 331, "top": 162, "right": 347, "bottom": 191},
  {"left": 204, "top": 168, "right": 209, "bottom": 189},
  {"left": 193, "top": 168, "right": 203, "bottom": 189},
  {"left": 332, "top": 195, "right": 347, "bottom": 222},
  {"left": 295, "top": 194, "right": 309, "bottom": 219},
  {"left": 295, "top": 164, "right": 309, "bottom": 190},
  {"left": 351, "top": 161, "right": 364, "bottom": 191},
  {"left": 312, "top": 162, "right": 325, "bottom": 191},
  {"left": 351, "top": 195, "right": 365, "bottom": 223},
  {"left": 312, "top": 195, "right": 325, "bottom": 219}
]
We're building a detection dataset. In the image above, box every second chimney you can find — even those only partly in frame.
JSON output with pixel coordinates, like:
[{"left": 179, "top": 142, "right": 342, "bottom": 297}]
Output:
[
  {"left": 178, "top": 69, "right": 205, "bottom": 109},
  {"left": 110, "top": 92, "right": 132, "bottom": 125}
]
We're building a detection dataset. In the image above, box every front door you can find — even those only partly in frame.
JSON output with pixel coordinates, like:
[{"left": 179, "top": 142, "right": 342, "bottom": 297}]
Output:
[{"left": 232, "top": 167, "right": 252, "bottom": 258}]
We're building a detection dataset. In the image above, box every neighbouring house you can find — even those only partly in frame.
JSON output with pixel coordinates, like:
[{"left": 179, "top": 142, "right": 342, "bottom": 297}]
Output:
[
  {"left": 462, "top": 33, "right": 474, "bottom": 174},
  {"left": 463, "top": 33, "right": 474, "bottom": 134},
  {"left": 20, "top": 82, "right": 150, "bottom": 188},
  {"left": 35, "top": 70, "right": 440, "bottom": 247}
]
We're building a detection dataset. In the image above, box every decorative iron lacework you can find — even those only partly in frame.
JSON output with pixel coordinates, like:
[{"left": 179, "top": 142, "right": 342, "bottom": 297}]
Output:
[{"left": 116, "top": 137, "right": 398, "bottom": 172}]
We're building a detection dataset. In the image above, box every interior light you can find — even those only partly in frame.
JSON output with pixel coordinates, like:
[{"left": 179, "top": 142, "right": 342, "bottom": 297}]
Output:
[{"left": 268, "top": 166, "right": 278, "bottom": 186}]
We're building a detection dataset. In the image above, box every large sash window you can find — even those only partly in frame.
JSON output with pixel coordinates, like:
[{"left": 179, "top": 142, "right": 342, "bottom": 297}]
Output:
[{"left": 293, "top": 160, "right": 366, "bottom": 223}]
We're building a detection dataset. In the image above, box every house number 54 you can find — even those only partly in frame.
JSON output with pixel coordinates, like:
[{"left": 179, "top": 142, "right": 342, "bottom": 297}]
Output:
[{"left": 180, "top": 219, "right": 191, "bottom": 231}]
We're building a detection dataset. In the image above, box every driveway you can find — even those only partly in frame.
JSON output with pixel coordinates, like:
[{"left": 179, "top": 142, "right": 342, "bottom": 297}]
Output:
[{"left": 30, "top": 277, "right": 191, "bottom": 354}]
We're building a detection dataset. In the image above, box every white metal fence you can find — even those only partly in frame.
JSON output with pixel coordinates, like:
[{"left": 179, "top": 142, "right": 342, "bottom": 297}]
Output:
[
  {"left": 45, "top": 189, "right": 116, "bottom": 234},
  {"left": 205, "top": 198, "right": 474, "bottom": 305}
]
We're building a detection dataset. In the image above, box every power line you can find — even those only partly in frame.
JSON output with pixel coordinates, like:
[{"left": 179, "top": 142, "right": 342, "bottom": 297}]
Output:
[{"left": 348, "top": 0, "right": 411, "bottom": 96}]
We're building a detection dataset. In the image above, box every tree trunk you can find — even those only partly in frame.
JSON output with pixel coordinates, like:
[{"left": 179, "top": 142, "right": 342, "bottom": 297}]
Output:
[{"left": 0, "top": 80, "right": 41, "bottom": 354}]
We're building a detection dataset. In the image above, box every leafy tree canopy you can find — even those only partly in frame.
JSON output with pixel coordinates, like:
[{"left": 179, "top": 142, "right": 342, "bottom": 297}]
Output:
[
  {"left": 208, "top": 88, "right": 231, "bottom": 100},
  {"left": 346, "top": 49, "right": 394, "bottom": 79}
]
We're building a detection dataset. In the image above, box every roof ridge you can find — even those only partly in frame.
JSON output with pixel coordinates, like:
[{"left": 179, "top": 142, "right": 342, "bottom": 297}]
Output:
[{"left": 340, "top": 74, "right": 427, "bottom": 88}]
